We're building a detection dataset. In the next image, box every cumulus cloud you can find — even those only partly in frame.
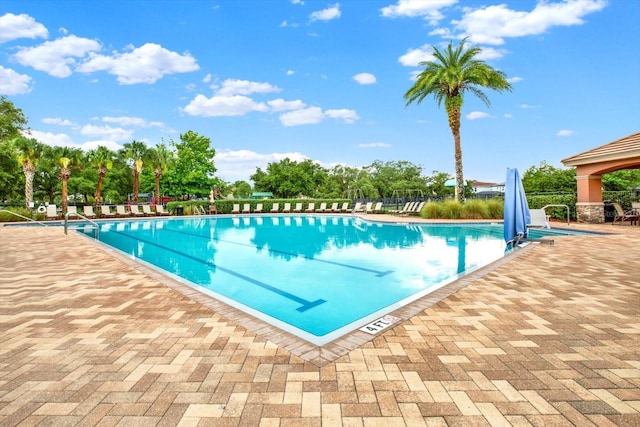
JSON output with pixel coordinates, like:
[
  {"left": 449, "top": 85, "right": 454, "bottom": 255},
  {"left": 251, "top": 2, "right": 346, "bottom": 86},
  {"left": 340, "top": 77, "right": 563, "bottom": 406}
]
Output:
[
  {"left": 0, "top": 66, "right": 33, "bottom": 94},
  {"left": 556, "top": 129, "right": 575, "bottom": 136},
  {"left": 353, "top": 72, "right": 376, "bottom": 85},
  {"left": 216, "top": 79, "right": 281, "bottom": 96},
  {"left": 80, "top": 124, "right": 133, "bottom": 141},
  {"left": 267, "top": 98, "right": 306, "bottom": 112},
  {"left": 13, "top": 35, "right": 101, "bottom": 78},
  {"left": 310, "top": 3, "right": 341, "bottom": 22},
  {"left": 42, "top": 117, "right": 74, "bottom": 126},
  {"left": 215, "top": 149, "right": 309, "bottom": 182},
  {"left": 100, "top": 116, "right": 165, "bottom": 128},
  {"left": 467, "top": 111, "right": 489, "bottom": 120},
  {"left": 0, "top": 13, "right": 48, "bottom": 43},
  {"left": 507, "top": 76, "right": 523, "bottom": 83},
  {"left": 398, "top": 45, "right": 434, "bottom": 67},
  {"left": 183, "top": 94, "right": 269, "bottom": 117},
  {"left": 451, "top": 0, "right": 607, "bottom": 45},
  {"left": 279, "top": 106, "right": 325, "bottom": 126},
  {"left": 324, "top": 109, "right": 359, "bottom": 124},
  {"left": 77, "top": 42, "right": 199, "bottom": 84},
  {"left": 380, "top": 0, "right": 457, "bottom": 24}
]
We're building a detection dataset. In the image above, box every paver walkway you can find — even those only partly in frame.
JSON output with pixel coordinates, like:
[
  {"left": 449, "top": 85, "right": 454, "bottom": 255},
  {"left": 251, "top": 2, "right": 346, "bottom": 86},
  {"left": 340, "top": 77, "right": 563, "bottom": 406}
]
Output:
[{"left": 1, "top": 219, "right": 639, "bottom": 426}]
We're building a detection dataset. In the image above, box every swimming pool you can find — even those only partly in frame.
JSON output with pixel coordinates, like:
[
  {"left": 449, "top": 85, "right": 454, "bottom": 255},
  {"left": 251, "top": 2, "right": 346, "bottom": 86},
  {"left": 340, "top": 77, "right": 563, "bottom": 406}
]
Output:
[{"left": 79, "top": 216, "right": 545, "bottom": 345}]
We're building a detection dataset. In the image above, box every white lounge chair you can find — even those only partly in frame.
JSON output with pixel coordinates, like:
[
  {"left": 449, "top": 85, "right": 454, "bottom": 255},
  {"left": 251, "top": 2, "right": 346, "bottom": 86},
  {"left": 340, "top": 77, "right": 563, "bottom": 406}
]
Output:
[
  {"left": 329, "top": 202, "right": 339, "bottom": 212},
  {"left": 46, "top": 204, "right": 59, "bottom": 220},
  {"left": 305, "top": 202, "right": 315, "bottom": 213},
  {"left": 101, "top": 205, "right": 116, "bottom": 218},
  {"left": 282, "top": 203, "right": 291, "bottom": 213},
  {"left": 130, "top": 205, "right": 145, "bottom": 217},
  {"left": 116, "top": 205, "right": 131, "bottom": 217},
  {"left": 352, "top": 202, "right": 364, "bottom": 213},
  {"left": 155, "top": 205, "right": 170, "bottom": 216},
  {"left": 66, "top": 206, "right": 78, "bottom": 218},
  {"left": 270, "top": 202, "right": 279, "bottom": 213},
  {"left": 83, "top": 205, "right": 97, "bottom": 219},
  {"left": 528, "top": 208, "right": 550, "bottom": 229},
  {"left": 231, "top": 204, "right": 240, "bottom": 214},
  {"left": 241, "top": 203, "right": 251, "bottom": 214},
  {"left": 254, "top": 203, "right": 263, "bottom": 213},
  {"left": 293, "top": 203, "right": 303, "bottom": 213},
  {"left": 372, "top": 201, "right": 383, "bottom": 213},
  {"left": 338, "top": 202, "right": 349, "bottom": 212},
  {"left": 390, "top": 202, "right": 410, "bottom": 215},
  {"left": 363, "top": 202, "right": 373, "bottom": 213},
  {"left": 142, "top": 205, "right": 155, "bottom": 216},
  {"left": 317, "top": 202, "right": 327, "bottom": 213}
]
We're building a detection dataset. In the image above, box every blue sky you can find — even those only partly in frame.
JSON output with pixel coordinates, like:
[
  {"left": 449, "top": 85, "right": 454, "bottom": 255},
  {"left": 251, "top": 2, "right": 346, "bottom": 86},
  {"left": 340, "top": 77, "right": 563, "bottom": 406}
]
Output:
[{"left": 1, "top": 0, "right": 638, "bottom": 185}]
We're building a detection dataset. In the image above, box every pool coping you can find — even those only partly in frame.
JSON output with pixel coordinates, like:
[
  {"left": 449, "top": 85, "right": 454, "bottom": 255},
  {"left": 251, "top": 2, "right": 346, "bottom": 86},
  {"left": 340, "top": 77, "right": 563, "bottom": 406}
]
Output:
[{"left": 81, "top": 219, "right": 541, "bottom": 367}]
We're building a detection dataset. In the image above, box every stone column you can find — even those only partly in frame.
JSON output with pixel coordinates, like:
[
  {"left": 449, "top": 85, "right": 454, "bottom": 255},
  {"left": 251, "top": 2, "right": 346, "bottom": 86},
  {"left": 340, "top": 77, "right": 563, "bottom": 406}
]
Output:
[{"left": 576, "top": 202, "right": 604, "bottom": 223}]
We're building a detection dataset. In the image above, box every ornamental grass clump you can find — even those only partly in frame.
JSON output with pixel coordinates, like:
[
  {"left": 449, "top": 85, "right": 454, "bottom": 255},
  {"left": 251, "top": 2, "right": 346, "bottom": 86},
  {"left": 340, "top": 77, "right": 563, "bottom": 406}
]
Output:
[
  {"left": 423, "top": 201, "right": 443, "bottom": 218},
  {"left": 485, "top": 199, "right": 504, "bottom": 219},
  {"left": 442, "top": 199, "right": 463, "bottom": 219},
  {"left": 461, "top": 199, "right": 488, "bottom": 219}
]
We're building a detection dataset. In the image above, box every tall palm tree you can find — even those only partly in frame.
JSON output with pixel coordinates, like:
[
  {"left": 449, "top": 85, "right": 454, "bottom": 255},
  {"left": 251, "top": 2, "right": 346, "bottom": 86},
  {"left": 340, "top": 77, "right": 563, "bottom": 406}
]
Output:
[
  {"left": 88, "top": 146, "right": 115, "bottom": 208},
  {"left": 148, "top": 143, "right": 173, "bottom": 205},
  {"left": 404, "top": 38, "right": 512, "bottom": 202},
  {"left": 15, "top": 137, "right": 43, "bottom": 209},
  {"left": 122, "top": 141, "right": 148, "bottom": 203},
  {"left": 55, "top": 147, "right": 82, "bottom": 215}
]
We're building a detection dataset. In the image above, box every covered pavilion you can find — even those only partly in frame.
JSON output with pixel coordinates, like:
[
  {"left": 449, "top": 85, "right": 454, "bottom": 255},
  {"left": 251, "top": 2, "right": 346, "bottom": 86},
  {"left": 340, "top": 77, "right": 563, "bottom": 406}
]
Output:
[{"left": 562, "top": 131, "right": 640, "bottom": 223}]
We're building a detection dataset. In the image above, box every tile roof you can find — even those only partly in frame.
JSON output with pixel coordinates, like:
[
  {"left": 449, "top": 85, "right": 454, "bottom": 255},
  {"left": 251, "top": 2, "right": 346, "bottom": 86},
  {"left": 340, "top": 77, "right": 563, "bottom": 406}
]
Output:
[{"left": 562, "top": 131, "right": 640, "bottom": 166}]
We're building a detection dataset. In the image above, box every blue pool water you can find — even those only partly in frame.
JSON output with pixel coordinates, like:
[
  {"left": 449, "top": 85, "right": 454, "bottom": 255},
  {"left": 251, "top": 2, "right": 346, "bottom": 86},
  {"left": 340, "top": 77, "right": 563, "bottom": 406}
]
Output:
[{"left": 78, "top": 216, "right": 564, "bottom": 344}]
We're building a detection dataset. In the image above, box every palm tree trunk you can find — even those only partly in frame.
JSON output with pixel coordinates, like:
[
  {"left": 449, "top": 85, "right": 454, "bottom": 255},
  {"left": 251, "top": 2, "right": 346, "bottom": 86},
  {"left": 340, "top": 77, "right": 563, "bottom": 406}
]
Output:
[
  {"left": 94, "top": 173, "right": 104, "bottom": 208},
  {"left": 60, "top": 168, "right": 70, "bottom": 214},
  {"left": 155, "top": 170, "right": 161, "bottom": 205},
  {"left": 22, "top": 163, "right": 35, "bottom": 209},
  {"left": 446, "top": 96, "right": 465, "bottom": 202},
  {"left": 132, "top": 171, "right": 139, "bottom": 203}
]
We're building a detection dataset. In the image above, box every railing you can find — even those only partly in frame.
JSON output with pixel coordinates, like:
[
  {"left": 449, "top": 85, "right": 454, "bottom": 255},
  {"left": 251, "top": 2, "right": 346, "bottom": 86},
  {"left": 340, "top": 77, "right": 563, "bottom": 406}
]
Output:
[
  {"left": 543, "top": 204, "right": 570, "bottom": 226},
  {"left": 0, "top": 209, "right": 51, "bottom": 226},
  {"left": 64, "top": 212, "right": 100, "bottom": 239}
]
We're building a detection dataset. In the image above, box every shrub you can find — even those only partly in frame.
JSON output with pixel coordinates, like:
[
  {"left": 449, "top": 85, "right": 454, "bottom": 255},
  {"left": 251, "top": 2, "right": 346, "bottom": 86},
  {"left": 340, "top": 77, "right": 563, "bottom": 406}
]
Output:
[
  {"left": 441, "top": 200, "right": 463, "bottom": 219},
  {"left": 423, "top": 202, "right": 443, "bottom": 219},
  {"left": 0, "top": 207, "right": 36, "bottom": 222},
  {"left": 462, "top": 199, "right": 488, "bottom": 219},
  {"left": 485, "top": 199, "right": 504, "bottom": 219}
]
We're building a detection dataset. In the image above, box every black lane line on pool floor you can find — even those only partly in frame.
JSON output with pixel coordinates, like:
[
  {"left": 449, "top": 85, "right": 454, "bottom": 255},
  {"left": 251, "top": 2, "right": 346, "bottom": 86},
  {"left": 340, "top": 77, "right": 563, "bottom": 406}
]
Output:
[
  {"left": 107, "top": 230, "right": 326, "bottom": 312},
  {"left": 160, "top": 225, "right": 394, "bottom": 278}
]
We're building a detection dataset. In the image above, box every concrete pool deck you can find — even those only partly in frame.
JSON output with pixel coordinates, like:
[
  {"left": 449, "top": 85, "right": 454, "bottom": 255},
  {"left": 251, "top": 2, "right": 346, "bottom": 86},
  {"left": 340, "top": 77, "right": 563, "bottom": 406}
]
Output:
[{"left": 1, "top": 216, "right": 639, "bottom": 426}]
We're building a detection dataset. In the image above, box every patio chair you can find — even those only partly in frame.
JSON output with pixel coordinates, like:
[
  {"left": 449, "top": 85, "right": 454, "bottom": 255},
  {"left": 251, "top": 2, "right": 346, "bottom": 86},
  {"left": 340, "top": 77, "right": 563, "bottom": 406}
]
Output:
[
  {"left": 130, "top": 205, "right": 145, "bottom": 217},
  {"left": 155, "top": 205, "right": 170, "bottom": 216},
  {"left": 270, "top": 202, "right": 279, "bottom": 213},
  {"left": 317, "top": 202, "right": 327, "bottom": 213},
  {"left": 116, "top": 205, "right": 131, "bottom": 217},
  {"left": 612, "top": 203, "right": 638, "bottom": 225},
  {"left": 352, "top": 202, "right": 364, "bottom": 213},
  {"left": 241, "top": 203, "right": 251, "bottom": 214},
  {"left": 83, "top": 205, "right": 97, "bottom": 219},
  {"left": 329, "top": 202, "right": 339, "bottom": 212},
  {"left": 363, "top": 202, "right": 373, "bottom": 213},
  {"left": 338, "top": 202, "right": 349, "bottom": 212},
  {"left": 372, "top": 201, "right": 383, "bottom": 213},
  {"left": 142, "top": 205, "right": 155, "bottom": 216},
  {"left": 527, "top": 209, "right": 550, "bottom": 229},
  {"left": 254, "top": 203, "right": 263, "bottom": 213},
  {"left": 231, "top": 204, "right": 240, "bottom": 214},
  {"left": 100, "top": 205, "right": 116, "bottom": 218},
  {"left": 305, "top": 202, "right": 315, "bottom": 213},
  {"left": 46, "top": 204, "right": 59, "bottom": 220},
  {"left": 282, "top": 203, "right": 291, "bottom": 213},
  {"left": 411, "top": 201, "right": 425, "bottom": 215},
  {"left": 390, "top": 202, "right": 411, "bottom": 215},
  {"left": 293, "top": 203, "right": 303, "bottom": 213},
  {"left": 66, "top": 206, "right": 78, "bottom": 218}
]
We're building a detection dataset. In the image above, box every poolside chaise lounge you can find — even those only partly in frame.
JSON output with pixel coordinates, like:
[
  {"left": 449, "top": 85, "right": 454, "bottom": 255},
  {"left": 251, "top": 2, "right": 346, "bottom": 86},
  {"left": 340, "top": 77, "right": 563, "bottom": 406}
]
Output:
[
  {"left": 352, "top": 202, "right": 364, "bottom": 213},
  {"left": 130, "top": 205, "right": 145, "bottom": 217},
  {"left": 305, "top": 202, "right": 315, "bottom": 213},
  {"left": 293, "top": 203, "right": 303, "bottom": 213},
  {"left": 83, "top": 205, "right": 97, "bottom": 219},
  {"left": 100, "top": 205, "right": 116, "bottom": 218},
  {"left": 329, "top": 202, "right": 339, "bottom": 212},
  {"left": 363, "top": 202, "right": 373, "bottom": 213},
  {"left": 155, "top": 205, "right": 170, "bottom": 216},
  {"left": 46, "top": 204, "right": 59, "bottom": 220},
  {"left": 231, "top": 204, "right": 240, "bottom": 214},
  {"left": 317, "top": 202, "right": 327, "bottom": 213},
  {"left": 254, "top": 203, "right": 263, "bottom": 213},
  {"left": 337, "top": 202, "right": 350, "bottom": 212},
  {"left": 372, "top": 201, "right": 383, "bottom": 213},
  {"left": 527, "top": 208, "right": 550, "bottom": 229},
  {"left": 282, "top": 203, "right": 291, "bottom": 213},
  {"left": 142, "top": 205, "right": 155, "bottom": 216},
  {"left": 389, "top": 202, "right": 410, "bottom": 215},
  {"left": 612, "top": 202, "right": 638, "bottom": 225},
  {"left": 270, "top": 203, "right": 279, "bottom": 213},
  {"left": 116, "top": 205, "right": 131, "bottom": 217},
  {"left": 241, "top": 203, "right": 251, "bottom": 214},
  {"left": 66, "top": 206, "right": 78, "bottom": 218}
]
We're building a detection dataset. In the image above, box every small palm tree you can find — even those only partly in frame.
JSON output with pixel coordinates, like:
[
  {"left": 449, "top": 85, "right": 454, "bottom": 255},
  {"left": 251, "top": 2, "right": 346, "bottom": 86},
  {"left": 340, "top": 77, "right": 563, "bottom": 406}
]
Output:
[
  {"left": 404, "top": 38, "right": 512, "bottom": 202},
  {"left": 15, "top": 136, "right": 43, "bottom": 209},
  {"left": 122, "top": 140, "right": 148, "bottom": 203},
  {"left": 55, "top": 147, "right": 82, "bottom": 214},
  {"left": 88, "top": 146, "right": 115, "bottom": 208},
  {"left": 148, "top": 143, "right": 173, "bottom": 205}
]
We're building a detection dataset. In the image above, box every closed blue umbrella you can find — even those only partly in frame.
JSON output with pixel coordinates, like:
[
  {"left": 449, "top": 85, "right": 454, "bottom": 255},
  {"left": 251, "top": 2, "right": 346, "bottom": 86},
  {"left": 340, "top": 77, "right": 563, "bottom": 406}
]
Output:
[{"left": 503, "top": 168, "right": 531, "bottom": 244}]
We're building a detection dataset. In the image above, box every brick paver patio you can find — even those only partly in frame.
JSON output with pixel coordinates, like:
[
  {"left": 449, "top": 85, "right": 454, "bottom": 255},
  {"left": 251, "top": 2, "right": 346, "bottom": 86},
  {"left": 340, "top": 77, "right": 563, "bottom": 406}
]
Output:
[{"left": 1, "top": 217, "right": 639, "bottom": 426}]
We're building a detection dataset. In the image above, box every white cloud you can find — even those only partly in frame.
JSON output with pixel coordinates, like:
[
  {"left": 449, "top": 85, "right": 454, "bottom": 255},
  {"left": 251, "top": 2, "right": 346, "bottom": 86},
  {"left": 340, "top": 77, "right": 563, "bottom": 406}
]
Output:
[
  {"left": 520, "top": 104, "right": 537, "bottom": 109},
  {"left": 467, "top": 111, "right": 489, "bottom": 120},
  {"left": 183, "top": 94, "right": 269, "bottom": 117},
  {"left": 324, "top": 109, "right": 359, "bottom": 123},
  {"left": 100, "top": 116, "right": 165, "bottom": 128},
  {"left": 42, "top": 117, "right": 74, "bottom": 126},
  {"left": 279, "top": 106, "right": 325, "bottom": 126},
  {"left": 80, "top": 139, "right": 124, "bottom": 151},
  {"left": 216, "top": 79, "right": 281, "bottom": 96},
  {"left": 452, "top": 0, "right": 607, "bottom": 45},
  {"left": 507, "top": 76, "right": 523, "bottom": 83},
  {"left": 203, "top": 73, "right": 212, "bottom": 83},
  {"left": 215, "top": 149, "right": 309, "bottom": 182},
  {"left": 0, "top": 13, "right": 48, "bottom": 43},
  {"left": 267, "top": 98, "right": 306, "bottom": 112},
  {"left": 556, "top": 129, "right": 575, "bottom": 136},
  {"left": 0, "top": 66, "right": 33, "bottom": 94},
  {"left": 77, "top": 42, "right": 199, "bottom": 84},
  {"left": 380, "top": 0, "right": 457, "bottom": 24},
  {"left": 310, "top": 4, "right": 341, "bottom": 22},
  {"left": 13, "top": 35, "right": 101, "bottom": 78},
  {"left": 504, "top": 113, "right": 513, "bottom": 118},
  {"left": 286, "top": 70, "right": 295, "bottom": 76},
  {"left": 353, "top": 72, "right": 377, "bottom": 85},
  {"left": 358, "top": 142, "right": 391, "bottom": 148},
  {"left": 28, "top": 130, "right": 75, "bottom": 148},
  {"left": 398, "top": 45, "right": 434, "bottom": 67},
  {"left": 80, "top": 124, "right": 133, "bottom": 141}
]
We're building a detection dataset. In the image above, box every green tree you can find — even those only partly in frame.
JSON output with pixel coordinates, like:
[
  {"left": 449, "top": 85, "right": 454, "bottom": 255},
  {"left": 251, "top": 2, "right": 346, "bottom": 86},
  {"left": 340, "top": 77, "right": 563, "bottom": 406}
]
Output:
[
  {"left": 251, "top": 158, "right": 328, "bottom": 198},
  {"left": 425, "top": 171, "right": 454, "bottom": 198},
  {"left": 148, "top": 143, "right": 174, "bottom": 204},
  {"left": 54, "top": 147, "right": 83, "bottom": 214},
  {"left": 366, "top": 160, "right": 427, "bottom": 198},
  {"left": 522, "top": 162, "right": 576, "bottom": 193},
  {"left": 15, "top": 137, "right": 43, "bottom": 208},
  {"left": 404, "top": 38, "right": 512, "bottom": 202},
  {"left": 87, "top": 146, "right": 115, "bottom": 208},
  {"left": 0, "top": 139, "right": 22, "bottom": 203},
  {"left": 0, "top": 96, "right": 28, "bottom": 142},
  {"left": 231, "top": 180, "right": 252, "bottom": 198},
  {"left": 165, "top": 131, "right": 216, "bottom": 198},
  {"left": 121, "top": 140, "right": 148, "bottom": 203},
  {"left": 602, "top": 170, "right": 640, "bottom": 191}
]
